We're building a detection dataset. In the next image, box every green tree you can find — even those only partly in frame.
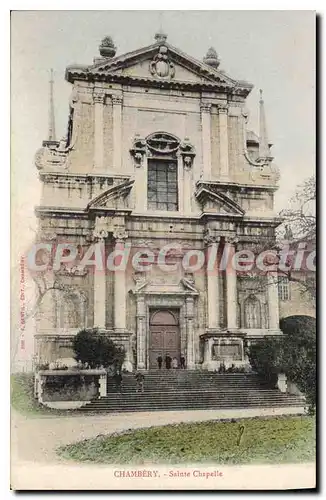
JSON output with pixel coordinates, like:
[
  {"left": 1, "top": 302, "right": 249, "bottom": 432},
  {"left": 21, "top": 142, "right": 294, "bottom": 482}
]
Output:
[{"left": 73, "top": 328, "right": 125, "bottom": 370}]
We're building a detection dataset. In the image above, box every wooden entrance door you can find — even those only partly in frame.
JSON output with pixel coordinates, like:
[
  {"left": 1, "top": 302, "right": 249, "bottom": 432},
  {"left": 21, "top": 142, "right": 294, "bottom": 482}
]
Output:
[{"left": 149, "top": 310, "right": 180, "bottom": 369}]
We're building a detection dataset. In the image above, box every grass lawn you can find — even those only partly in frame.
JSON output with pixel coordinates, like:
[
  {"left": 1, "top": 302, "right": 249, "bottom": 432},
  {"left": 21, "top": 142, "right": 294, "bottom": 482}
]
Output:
[
  {"left": 57, "top": 415, "right": 315, "bottom": 465},
  {"left": 11, "top": 373, "right": 73, "bottom": 417}
]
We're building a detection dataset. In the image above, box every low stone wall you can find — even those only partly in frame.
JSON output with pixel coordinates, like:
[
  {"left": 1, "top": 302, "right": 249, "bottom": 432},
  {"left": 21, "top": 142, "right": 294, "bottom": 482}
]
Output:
[{"left": 36, "top": 369, "right": 107, "bottom": 409}]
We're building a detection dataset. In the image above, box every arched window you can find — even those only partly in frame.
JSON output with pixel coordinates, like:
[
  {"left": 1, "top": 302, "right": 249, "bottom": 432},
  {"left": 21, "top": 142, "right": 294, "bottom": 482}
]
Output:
[
  {"left": 244, "top": 295, "right": 261, "bottom": 329},
  {"left": 147, "top": 132, "right": 179, "bottom": 212}
]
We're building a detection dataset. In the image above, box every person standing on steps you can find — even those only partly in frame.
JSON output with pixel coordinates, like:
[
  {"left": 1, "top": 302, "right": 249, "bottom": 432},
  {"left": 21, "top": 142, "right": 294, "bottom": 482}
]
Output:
[
  {"left": 172, "top": 357, "right": 178, "bottom": 369},
  {"left": 157, "top": 354, "right": 163, "bottom": 370},
  {"left": 180, "top": 353, "right": 186, "bottom": 369},
  {"left": 113, "top": 370, "right": 123, "bottom": 393},
  {"left": 135, "top": 371, "right": 145, "bottom": 393},
  {"left": 165, "top": 353, "right": 172, "bottom": 370}
]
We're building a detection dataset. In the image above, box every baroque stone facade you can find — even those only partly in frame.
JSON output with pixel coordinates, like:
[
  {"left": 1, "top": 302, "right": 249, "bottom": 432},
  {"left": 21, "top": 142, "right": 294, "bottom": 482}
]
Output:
[{"left": 34, "top": 33, "right": 287, "bottom": 371}]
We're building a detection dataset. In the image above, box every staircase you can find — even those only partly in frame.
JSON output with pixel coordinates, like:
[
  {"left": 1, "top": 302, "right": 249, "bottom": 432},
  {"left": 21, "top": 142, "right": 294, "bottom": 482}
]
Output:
[{"left": 78, "top": 371, "right": 305, "bottom": 413}]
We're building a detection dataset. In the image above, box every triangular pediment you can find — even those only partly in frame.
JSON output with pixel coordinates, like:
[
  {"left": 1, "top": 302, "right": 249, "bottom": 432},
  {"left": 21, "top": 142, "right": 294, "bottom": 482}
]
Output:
[
  {"left": 87, "top": 179, "right": 134, "bottom": 211},
  {"left": 66, "top": 41, "right": 252, "bottom": 96},
  {"left": 195, "top": 185, "right": 245, "bottom": 216}
]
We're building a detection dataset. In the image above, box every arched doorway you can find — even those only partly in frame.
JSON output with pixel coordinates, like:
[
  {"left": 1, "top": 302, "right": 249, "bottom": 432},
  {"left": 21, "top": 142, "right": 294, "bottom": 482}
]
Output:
[{"left": 149, "top": 309, "right": 180, "bottom": 369}]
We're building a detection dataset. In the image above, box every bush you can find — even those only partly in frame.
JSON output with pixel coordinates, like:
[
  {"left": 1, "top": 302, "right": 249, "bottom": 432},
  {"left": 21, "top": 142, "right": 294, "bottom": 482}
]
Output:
[
  {"left": 73, "top": 328, "right": 125, "bottom": 370},
  {"left": 248, "top": 316, "right": 316, "bottom": 412},
  {"left": 280, "top": 316, "right": 316, "bottom": 412},
  {"left": 247, "top": 337, "right": 285, "bottom": 386}
]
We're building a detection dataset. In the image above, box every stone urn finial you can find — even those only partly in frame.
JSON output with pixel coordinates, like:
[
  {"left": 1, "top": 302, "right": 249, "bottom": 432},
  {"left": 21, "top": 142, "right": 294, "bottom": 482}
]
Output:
[
  {"left": 203, "top": 47, "right": 220, "bottom": 68},
  {"left": 99, "top": 36, "right": 117, "bottom": 58},
  {"left": 154, "top": 29, "right": 167, "bottom": 43}
]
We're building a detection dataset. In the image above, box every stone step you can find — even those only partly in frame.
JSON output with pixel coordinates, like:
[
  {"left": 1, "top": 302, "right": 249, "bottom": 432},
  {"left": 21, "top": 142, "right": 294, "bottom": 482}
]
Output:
[
  {"left": 87, "top": 400, "right": 303, "bottom": 409},
  {"left": 93, "top": 395, "right": 303, "bottom": 404},
  {"left": 79, "top": 372, "right": 303, "bottom": 413},
  {"left": 79, "top": 402, "right": 304, "bottom": 413},
  {"left": 80, "top": 391, "right": 304, "bottom": 411}
]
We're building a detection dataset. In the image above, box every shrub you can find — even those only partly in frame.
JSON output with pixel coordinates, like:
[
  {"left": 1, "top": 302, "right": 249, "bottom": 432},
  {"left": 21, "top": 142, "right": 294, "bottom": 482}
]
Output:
[
  {"left": 247, "top": 337, "right": 285, "bottom": 386},
  {"left": 248, "top": 316, "right": 316, "bottom": 413},
  {"left": 73, "top": 328, "right": 125, "bottom": 370},
  {"left": 280, "top": 316, "right": 316, "bottom": 412}
]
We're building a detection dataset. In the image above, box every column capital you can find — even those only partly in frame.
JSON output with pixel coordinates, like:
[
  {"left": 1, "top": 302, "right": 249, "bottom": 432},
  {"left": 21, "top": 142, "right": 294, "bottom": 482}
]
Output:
[
  {"left": 217, "top": 103, "right": 229, "bottom": 114},
  {"left": 93, "top": 91, "right": 106, "bottom": 104},
  {"left": 111, "top": 94, "right": 123, "bottom": 106},
  {"left": 93, "top": 216, "right": 111, "bottom": 241},
  {"left": 204, "top": 229, "right": 221, "bottom": 246},
  {"left": 113, "top": 227, "right": 128, "bottom": 242},
  {"left": 200, "top": 101, "right": 212, "bottom": 113},
  {"left": 224, "top": 235, "right": 238, "bottom": 245}
]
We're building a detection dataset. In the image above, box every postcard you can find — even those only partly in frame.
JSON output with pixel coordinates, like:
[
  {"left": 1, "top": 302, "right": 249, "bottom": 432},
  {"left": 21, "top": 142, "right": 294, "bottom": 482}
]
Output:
[{"left": 11, "top": 9, "right": 316, "bottom": 491}]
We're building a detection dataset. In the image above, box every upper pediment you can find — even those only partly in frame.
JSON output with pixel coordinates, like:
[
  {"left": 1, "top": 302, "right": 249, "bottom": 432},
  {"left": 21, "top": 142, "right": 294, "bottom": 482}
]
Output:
[{"left": 66, "top": 40, "right": 253, "bottom": 97}]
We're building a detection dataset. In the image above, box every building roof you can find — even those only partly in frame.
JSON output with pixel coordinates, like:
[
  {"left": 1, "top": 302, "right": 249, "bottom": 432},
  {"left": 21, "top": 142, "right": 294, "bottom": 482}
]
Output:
[{"left": 65, "top": 36, "right": 253, "bottom": 97}]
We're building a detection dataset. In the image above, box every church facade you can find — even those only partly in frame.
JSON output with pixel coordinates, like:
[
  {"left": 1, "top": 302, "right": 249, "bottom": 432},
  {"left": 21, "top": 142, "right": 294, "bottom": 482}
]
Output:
[{"left": 33, "top": 32, "right": 283, "bottom": 371}]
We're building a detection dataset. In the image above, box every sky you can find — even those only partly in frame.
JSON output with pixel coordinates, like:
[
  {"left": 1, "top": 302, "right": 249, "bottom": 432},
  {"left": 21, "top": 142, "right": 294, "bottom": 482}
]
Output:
[{"left": 10, "top": 10, "right": 315, "bottom": 362}]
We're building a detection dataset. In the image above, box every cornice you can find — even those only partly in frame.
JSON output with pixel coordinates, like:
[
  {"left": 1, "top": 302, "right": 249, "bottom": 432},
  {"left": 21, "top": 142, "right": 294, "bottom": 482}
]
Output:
[
  {"left": 196, "top": 180, "right": 279, "bottom": 192},
  {"left": 39, "top": 172, "right": 130, "bottom": 185},
  {"left": 66, "top": 72, "right": 251, "bottom": 97}
]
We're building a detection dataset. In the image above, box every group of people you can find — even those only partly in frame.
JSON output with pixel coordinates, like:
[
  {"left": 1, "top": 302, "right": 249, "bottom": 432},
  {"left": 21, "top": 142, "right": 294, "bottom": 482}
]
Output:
[
  {"left": 113, "top": 370, "right": 145, "bottom": 394},
  {"left": 112, "top": 353, "right": 186, "bottom": 394},
  {"left": 157, "top": 353, "right": 186, "bottom": 370}
]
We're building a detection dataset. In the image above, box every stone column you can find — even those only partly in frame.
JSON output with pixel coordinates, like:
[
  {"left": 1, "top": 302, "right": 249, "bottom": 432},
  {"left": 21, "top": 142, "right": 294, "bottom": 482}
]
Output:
[
  {"left": 186, "top": 297, "right": 195, "bottom": 369},
  {"left": 204, "top": 232, "right": 221, "bottom": 329},
  {"left": 134, "top": 156, "right": 147, "bottom": 212},
  {"left": 267, "top": 272, "right": 280, "bottom": 330},
  {"left": 178, "top": 156, "right": 184, "bottom": 214},
  {"left": 112, "top": 95, "right": 123, "bottom": 171},
  {"left": 218, "top": 104, "right": 229, "bottom": 178},
  {"left": 225, "top": 236, "right": 238, "bottom": 330},
  {"left": 203, "top": 338, "right": 210, "bottom": 364},
  {"left": 93, "top": 237, "right": 106, "bottom": 329},
  {"left": 201, "top": 102, "right": 212, "bottom": 180},
  {"left": 182, "top": 159, "right": 192, "bottom": 214},
  {"left": 136, "top": 295, "right": 146, "bottom": 370},
  {"left": 113, "top": 228, "right": 128, "bottom": 331},
  {"left": 93, "top": 91, "right": 105, "bottom": 172},
  {"left": 99, "top": 373, "right": 107, "bottom": 397}
]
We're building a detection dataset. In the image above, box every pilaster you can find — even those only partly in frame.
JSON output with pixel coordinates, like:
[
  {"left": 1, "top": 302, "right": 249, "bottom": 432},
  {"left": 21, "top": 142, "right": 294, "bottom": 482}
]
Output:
[
  {"left": 186, "top": 296, "right": 195, "bottom": 369},
  {"left": 112, "top": 94, "right": 123, "bottom": 171},
  {"left": 201, "top": 102, "right": 212, "bottom": 180},
  {"left": 267, "top": 272, "right": 280, "bottom": 330},
  {"left": 113, "top": 227, "right": 128, "bottom": 331},
  {"left": 204, "top": 230, "right": 221, "bottom": 329},
  {"left": 225, "top": 236, "right": 238, "bottom": 330},
  {"left": 136, "top": 295, "right": 146, "bottom": 370},
  {"left": 93, "top": 91, "right": 105, "bottom": 172},
  {"left": 218, "top": 104, "right": 229, "bottom": 178}
]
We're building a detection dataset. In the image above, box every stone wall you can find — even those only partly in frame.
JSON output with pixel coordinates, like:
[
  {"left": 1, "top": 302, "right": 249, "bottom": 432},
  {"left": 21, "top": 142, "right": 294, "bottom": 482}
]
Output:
[{"left": 279, "top": 280, "right": 315, "bottom": 319}]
